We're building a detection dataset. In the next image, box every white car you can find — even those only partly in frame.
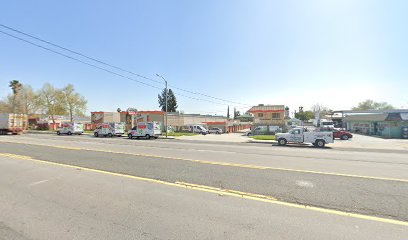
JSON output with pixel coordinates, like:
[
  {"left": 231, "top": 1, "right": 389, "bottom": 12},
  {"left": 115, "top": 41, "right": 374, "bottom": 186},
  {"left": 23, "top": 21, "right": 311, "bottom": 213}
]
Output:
[
  {"left": 276, "top": 127, "right": 333, "bottom": 148},
  {"left": 208, "top": 127, "right": 223, "bottom": 134}
]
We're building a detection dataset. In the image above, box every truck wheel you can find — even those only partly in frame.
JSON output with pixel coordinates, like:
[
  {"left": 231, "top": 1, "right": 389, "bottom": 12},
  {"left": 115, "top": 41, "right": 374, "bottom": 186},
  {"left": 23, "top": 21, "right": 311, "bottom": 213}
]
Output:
[
  {"left": 146, "top": 134, "right": 151, "bottom": 139},
  {"left": 57, "top": 131, "right": 61, "bottom": 135},
  {"left": 67, "top": 131, "right": 72, "bottom": 135},
  {"left": 94, "top": 132, "right": 99, "bottom": 137},
  {"left": 341, "top": 135, "right": 349, "bottom": 140},
  {"left": 128, "top": 133, "right": 133, "bottom": 139},
  {"left": 107, "top": 133, "right": 113, "bottom": 138},
  {"left": 278, "top": 138, "right": 287, "bottom": 146},
  {"left": 315, "top": 140, "right": 325, "bottom": 148}
]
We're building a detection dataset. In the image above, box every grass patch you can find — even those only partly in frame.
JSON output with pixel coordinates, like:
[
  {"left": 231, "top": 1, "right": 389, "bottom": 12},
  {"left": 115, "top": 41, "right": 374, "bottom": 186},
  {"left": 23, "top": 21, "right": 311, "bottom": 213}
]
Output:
[
  {"left": 163, "top": 132, "right": 199, "bottom": 137},
  {"left": 250, "top": 135, "right": 276, "bottom": 140}
]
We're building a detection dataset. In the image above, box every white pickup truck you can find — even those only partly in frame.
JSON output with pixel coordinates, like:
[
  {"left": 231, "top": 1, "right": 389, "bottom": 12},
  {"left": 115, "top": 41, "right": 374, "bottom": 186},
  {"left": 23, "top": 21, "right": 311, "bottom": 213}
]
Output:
[{"left": 276, "top": 127, "right": 333, "bottom": 148}]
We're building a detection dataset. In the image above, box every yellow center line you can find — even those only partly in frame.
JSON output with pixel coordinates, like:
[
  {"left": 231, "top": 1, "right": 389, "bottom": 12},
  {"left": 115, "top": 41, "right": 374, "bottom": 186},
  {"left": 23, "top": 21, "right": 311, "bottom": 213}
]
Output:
[
  {"left": 1, "top": 152, "right": 407, "bottom": 227},
  {"left": 1, "top": 140, "right": 408, "bottom": 183}
]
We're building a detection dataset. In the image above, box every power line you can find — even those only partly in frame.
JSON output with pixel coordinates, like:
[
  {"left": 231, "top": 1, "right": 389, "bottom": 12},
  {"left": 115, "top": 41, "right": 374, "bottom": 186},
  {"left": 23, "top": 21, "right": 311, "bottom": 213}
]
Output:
[
  {"left": 0, "top": 23, "right": 252, "bottom": 107},
  {"left": 0, "top": 29, "right": 231, "bottom": 107},
  {"left": 0, "top": 24, "right": 162, "bottom": 85}
]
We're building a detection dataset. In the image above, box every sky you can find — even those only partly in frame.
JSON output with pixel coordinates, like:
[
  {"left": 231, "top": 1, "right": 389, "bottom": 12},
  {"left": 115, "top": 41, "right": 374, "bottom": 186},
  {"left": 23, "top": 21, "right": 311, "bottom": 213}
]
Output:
[{"left": 1, "top": 0, "right": 407, "bottom": 116}]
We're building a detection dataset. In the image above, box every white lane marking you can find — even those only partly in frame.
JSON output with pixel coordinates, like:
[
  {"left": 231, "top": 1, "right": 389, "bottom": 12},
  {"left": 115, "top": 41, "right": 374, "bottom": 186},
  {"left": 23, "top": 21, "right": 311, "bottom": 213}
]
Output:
[
  {"left": 29, "top": 179, "right": 49, "bottom": 186},
  {"left": 295, "top": 180, "right": 314, "bottom": 188}
]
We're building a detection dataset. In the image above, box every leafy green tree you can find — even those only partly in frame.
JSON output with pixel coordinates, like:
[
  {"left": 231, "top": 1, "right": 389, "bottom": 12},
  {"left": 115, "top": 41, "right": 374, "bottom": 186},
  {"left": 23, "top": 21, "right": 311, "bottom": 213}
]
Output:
[
  {"left": 37, "top": 83, "right": 67, "bottom": 124},
  {"left": 20, "top": 85, "right": 39, "bottom": 114},
  {"left": 62, "top": 84, "right": 88, "bottom": 122},
  {"left": 158, "top": 88, "right": 178, "bottom": 112},
  {"left": 295, "top": 110, "right": 314, "bottom": 121},
  {"left": 227, "top": 106, "right": 230, "bottom": 119},
  {"left": 352, "top": 99, "right": 395, "bottom": 110},
  {"left": 0, "top": 99, "right": 11, "bottom": 113},
  {"left": 234, "top": 108, "right": 241, "bottom": 119}
]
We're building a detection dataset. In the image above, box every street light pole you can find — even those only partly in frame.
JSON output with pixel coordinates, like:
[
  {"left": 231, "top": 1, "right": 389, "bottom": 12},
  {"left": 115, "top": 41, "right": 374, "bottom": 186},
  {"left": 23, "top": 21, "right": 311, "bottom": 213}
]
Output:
[{"left": 156, "top": 74, "right": 168, "bottom": 138}]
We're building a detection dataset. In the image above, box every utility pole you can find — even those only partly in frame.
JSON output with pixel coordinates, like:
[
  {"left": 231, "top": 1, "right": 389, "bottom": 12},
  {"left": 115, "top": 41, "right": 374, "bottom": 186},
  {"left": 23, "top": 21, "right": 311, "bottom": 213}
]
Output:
[{"left": 156, "top": 74, "right": 168, "bottom": 138}]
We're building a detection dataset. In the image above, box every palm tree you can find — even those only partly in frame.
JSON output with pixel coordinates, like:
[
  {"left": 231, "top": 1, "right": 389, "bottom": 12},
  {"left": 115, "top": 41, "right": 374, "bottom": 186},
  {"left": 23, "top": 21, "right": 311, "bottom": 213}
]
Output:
[{"left": 9, "top": 80, "right": 22, "bottom": 112}]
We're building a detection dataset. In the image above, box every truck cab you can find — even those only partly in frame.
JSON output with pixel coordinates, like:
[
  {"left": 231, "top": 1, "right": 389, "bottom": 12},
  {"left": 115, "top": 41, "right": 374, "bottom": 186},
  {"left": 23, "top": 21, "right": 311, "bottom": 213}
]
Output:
[{"left": 276, "top": 127, "right": 333, "bottom": 148}]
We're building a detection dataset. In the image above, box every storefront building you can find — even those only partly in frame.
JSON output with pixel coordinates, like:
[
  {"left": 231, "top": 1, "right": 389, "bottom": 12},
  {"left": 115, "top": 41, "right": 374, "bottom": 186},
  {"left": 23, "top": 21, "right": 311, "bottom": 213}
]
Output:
[{"left": 344, "top": 111, "right": 408, "bottom": 139}]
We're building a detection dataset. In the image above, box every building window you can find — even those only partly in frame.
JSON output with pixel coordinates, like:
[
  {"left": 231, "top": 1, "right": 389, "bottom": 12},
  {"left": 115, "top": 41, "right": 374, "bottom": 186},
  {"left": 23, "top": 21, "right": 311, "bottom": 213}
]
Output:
[
  {"left": 258, "top": 113, "right": 264, "bottom": 118},
  {"left": 272, "top": 113, "right": 281, "bottom": 119}
]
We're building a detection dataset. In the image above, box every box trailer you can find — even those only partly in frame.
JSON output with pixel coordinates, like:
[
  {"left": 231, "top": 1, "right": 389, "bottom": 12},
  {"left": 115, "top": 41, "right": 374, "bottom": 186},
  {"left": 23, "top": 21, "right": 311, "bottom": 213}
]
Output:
[
  {"left": 128, "top": 122, "right": 162, "bottom": 139},
  {"left": 57, "top": 122, "right": 84, "bottom": 135},
  {"left": 0, "top": 113, "right": 28, "bottom": 135},
  {"left": 94, "top": 122, "right": 125, "bottom": 137}
]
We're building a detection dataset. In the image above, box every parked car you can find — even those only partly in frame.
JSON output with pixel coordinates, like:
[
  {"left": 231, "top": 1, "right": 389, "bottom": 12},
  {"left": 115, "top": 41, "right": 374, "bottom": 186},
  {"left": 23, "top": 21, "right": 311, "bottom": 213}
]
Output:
[
  {"left": 186, "top": 125, "right": 208, "bottom": 135},
  {"left": 276, "top": 127, "right": 334, "bottom": 148},
  {"left": 208, "top": 127, "right": 223, "bottom": 134},
  {"left": 246, "top": 126, "right": 281, "bottom": 136},
  {"left": 332, "top": 129, "right": 353, "bottom": 140}
]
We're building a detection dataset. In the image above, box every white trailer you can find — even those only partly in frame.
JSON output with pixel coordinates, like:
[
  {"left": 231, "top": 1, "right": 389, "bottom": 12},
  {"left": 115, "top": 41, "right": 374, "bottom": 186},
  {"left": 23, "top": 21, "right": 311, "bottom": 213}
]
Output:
[
  {"left": 0, "top": 113, "right": 27, "bottom": 135},
  {"left": 128, "top": 122, "right": 162, "bottom": 139},
  {"left": 57, "top": 122, "right": 84, "bottom": 135},
  {"left": 276, "top": 127, "right": 333, "bottom": 148},
  {"left": 94, "top": 122, "right": 125, "bottom": 137}
]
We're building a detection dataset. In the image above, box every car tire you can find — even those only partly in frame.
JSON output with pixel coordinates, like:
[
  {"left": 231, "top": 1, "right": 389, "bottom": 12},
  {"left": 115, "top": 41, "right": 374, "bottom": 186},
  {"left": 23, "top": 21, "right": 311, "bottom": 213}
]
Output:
[
  {"left": 278, "top": 138, "right": 287, "bottom": 146},
  {"left": 146, "top": 134, "right": 150, "bottom": 139},
  {"left": 107, "top": 133, "right": 112, "bottom": 138},
  {"left": 128, "top": 133, "right": 133, "bottom": 139},
  {"left": 57, "top": 131, "right": 61, "bottom": 135},
  {"left": 341, "top": 135, "right": 349, "bottom": 140},
  {"left": 67, "top": 131, "right": 72, "bottom": 135},
  {"left": 315, "top": 140, "right": 325, "bottom": 148},
  {"left": 94, "top": 132, "right": 99, "bottom": 137}
]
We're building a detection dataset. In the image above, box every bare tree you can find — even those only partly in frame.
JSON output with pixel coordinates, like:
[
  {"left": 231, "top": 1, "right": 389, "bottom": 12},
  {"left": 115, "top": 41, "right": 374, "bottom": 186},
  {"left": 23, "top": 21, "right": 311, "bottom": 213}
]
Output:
[
  {"left": 311, "top": 103, "right": 332, "bottom": 118},
  {"left": 62, "top": 84, "right": 87, "bottom": 122}
]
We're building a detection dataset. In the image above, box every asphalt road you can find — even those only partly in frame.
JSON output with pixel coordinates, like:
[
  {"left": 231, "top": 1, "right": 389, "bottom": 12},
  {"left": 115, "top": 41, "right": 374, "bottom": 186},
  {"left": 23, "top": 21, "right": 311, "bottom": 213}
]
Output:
[{"left": 0, "top": 134, "right": 407, "bottom": 239}]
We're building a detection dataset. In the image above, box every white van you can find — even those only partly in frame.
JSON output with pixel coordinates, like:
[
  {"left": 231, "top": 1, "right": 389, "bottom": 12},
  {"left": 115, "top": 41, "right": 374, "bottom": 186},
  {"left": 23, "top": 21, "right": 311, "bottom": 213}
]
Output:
[
  {"left": 128, "top": 122, "right": 162, "bottom": 139},
  {"left": 190, "top": 125, "right": 208, "bottom": 135},
  {"left": 247, "top": 125, "right": 281, "bottom": 136},
  {"left": 94, "top": 122, "right": 125, "bottom": 137},
  {"left": 57, "top": 122, "right": 84, "bottom": 135}
]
